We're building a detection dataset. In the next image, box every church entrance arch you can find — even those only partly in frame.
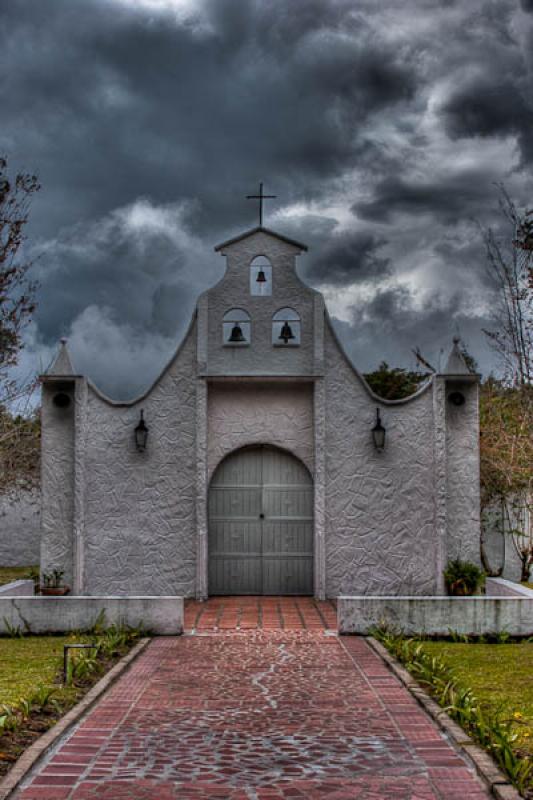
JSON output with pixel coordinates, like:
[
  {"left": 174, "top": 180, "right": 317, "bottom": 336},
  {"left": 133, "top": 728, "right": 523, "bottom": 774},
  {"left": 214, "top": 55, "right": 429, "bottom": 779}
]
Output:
[{"left": 208, "top": 445, "right": 314, "bottom": 595}]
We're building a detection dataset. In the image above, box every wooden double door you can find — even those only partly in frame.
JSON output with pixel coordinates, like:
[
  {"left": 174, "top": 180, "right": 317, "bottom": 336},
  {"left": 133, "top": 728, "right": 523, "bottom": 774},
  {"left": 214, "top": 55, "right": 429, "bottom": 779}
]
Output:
[{"left": 208, "top": 445, "right": 314, "bottom": 595}]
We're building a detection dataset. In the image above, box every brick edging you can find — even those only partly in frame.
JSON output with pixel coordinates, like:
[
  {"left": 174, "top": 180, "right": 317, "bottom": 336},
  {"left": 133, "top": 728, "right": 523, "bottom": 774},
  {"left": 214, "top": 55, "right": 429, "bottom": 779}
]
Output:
[
  {"left": 0, "top": 637, "right": 152, "bottom": 800},
  {"left": 365, "top": 637, "right": 521, "bottom": 800}
]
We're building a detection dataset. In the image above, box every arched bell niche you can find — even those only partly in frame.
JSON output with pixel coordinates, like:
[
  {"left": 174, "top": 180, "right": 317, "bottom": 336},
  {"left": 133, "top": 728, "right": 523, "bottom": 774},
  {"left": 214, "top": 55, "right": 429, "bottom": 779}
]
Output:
[
  {"left": 250, "top": 256, "right": 272, "bottom": 296},
  {"left": 272, "top": 307, "right": 301, "bottom": 346}
]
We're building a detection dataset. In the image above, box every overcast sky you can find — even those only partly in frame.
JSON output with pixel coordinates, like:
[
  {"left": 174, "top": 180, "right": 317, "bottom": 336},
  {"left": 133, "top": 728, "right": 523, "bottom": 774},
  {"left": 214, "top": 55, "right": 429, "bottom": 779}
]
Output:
[{"left": 2, "top": 0, "right": 533, "bottom": 399}]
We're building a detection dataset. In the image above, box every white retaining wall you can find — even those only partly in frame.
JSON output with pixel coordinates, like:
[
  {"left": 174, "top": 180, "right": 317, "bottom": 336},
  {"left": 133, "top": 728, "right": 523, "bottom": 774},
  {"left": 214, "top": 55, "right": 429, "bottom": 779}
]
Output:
[
  {"left": 0, "top": 579, "right": 34, "bottom": 596},
  {"left": 0, "top": 596, "right": 183, "bottom": 635},
  {"left": 338, "top": 595, "right": 533, "bottom": 636},
  {"left": 485, "top": 577, "right": 533, "bottom": 598}
]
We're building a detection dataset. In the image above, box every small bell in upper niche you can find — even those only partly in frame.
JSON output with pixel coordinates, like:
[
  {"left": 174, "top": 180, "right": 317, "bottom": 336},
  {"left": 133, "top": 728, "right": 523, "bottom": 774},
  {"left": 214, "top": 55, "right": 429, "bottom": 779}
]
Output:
[
  {"left": 279, "top": 321, "right": 295, "bottom": 343},
  {"left": 256, "top": 268, "right": 267, "bottom": 283},
  {"left": 229, "top": 323, "right": 246, "bottom": 343}
]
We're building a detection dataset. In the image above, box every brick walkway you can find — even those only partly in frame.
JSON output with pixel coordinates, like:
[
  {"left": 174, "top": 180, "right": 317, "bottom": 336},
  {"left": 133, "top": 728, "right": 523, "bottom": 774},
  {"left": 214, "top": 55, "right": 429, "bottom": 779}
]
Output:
[
  {"left": 16, "top": 606, "right": 491, "bottom": 799},
  {"left": 184, "top": 596, "right": 338, "bottom": 631}
]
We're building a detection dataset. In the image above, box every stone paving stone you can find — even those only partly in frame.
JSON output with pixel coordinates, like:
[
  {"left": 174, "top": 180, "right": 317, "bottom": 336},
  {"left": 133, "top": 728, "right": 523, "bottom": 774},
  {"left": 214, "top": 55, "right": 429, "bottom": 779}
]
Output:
[
  {"left": 15, "top": 603, "right": 492, "bottom": 800},
  {"left": 184, "top": 596, "right": 337, "bottom": 631}
]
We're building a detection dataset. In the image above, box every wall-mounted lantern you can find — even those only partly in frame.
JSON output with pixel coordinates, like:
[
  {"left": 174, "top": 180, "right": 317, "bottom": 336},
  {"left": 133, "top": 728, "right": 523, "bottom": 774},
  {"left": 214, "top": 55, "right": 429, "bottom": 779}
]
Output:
[
  {"left": 372, "top": 408, "right": 386, "bottom": 451},
  {"left": 134, "top": 409, "right": 148, "bottom": 452}
]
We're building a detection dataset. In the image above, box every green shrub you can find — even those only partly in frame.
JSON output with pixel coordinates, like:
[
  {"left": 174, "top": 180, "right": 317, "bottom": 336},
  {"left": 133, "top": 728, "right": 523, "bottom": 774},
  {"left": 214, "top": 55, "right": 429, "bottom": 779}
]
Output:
[{"left": 444, "top": 559, "right": 485, "bottom": 596}]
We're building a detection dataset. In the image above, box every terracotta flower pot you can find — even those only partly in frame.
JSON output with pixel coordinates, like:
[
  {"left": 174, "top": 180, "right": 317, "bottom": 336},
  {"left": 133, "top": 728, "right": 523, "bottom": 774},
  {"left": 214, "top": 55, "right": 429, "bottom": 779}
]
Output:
[{"left": 40, "top": 586, "right": 70, "bottom": 596}]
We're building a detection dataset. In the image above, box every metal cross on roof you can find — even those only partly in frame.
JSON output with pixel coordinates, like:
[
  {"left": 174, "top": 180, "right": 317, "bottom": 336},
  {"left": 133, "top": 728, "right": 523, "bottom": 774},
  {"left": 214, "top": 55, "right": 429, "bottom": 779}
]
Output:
[{"left": 246, "top": 182, "right": 276, "bottom": 226}]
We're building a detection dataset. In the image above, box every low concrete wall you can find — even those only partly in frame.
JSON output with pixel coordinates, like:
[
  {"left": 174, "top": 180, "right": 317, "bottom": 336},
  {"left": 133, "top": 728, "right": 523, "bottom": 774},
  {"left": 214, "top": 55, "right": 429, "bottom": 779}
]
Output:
[
  {"left": 0, "top": 579, "right": 34, "bottom": 597},
  {"left": 0, "top": 597, "right": 183, "bottom": 635},
  {"left": 338, "top": 596, "right": 533, "bottom": 636},
  {"left": 486, "top": 577, "right": 533, "bottom": 598}
]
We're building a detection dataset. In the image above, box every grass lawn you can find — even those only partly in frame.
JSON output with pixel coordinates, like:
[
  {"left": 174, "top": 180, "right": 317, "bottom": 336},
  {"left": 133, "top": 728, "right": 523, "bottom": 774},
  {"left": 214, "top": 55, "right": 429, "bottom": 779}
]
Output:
[
  {"left": 421, "top": 641, "right": 533, "bottom": 753},
  {"left": 0, "top": 566, "right": 38, "bottom": 586},
  {"left": 0, "top": 628, "right": 141, "bottom": 777},
  {"left": 0, "top": 636, "right": 78, "bottom": 706}
]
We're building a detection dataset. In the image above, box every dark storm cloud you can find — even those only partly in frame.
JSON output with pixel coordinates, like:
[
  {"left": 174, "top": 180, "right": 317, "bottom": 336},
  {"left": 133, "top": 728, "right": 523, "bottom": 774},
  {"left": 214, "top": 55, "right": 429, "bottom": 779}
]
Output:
[
  {"left": 1, "top": 0, "right": 417, "bottom": 240},
  {"left": 352, "top": 172, "right": 495, "bottom": 225},
  {"left": 33, "top": 201, "right": 205, "bottom": 343},
  {"left": 305, "top": 231, "right": 390, "bottom": 287},
  {"left": 338, "top": 284, "right": 494, "bottom": 375},
  {"left": 521, "top": 0, "right": 533, "bottom": 11},
  {"left": 440, "top": 79, "right": 533, "bottom": 164},
  {"left": 1, "top": 0, "right": 532, "bottom": 395}
]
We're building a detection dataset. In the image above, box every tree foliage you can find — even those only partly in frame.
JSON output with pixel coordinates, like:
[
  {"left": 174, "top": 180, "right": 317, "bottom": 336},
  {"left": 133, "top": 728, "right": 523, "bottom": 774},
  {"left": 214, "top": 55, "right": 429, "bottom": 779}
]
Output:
[
  {"left": 479, "top": 378, "right": 533, "bottom": 580},
  {"left": 481, "top": 187, "right": 533, "bottom": 387},
  {"left": 0, "top": 156, "right": 40, "bottom": 494},
  {"left": 0, "top": 156, "right": 39, "bottom": 400},
  {"left": 479, "top": 379, "right": 533, "bottom": 508},
  {"left": 479, "top": 189, "right": 533, "bottom": 579},
  {"left": 0, "top": 407, "right": 40, "bottom": 494},
  {"left": 363, "top": 361, "right": 429, "bottom": 400}
]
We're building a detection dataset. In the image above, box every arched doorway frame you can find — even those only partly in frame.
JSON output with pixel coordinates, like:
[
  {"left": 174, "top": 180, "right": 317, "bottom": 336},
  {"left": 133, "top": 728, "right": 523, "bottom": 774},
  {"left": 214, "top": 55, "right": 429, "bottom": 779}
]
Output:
[{"left": 194, "top": 377, "right": 326, "bottom": 600}]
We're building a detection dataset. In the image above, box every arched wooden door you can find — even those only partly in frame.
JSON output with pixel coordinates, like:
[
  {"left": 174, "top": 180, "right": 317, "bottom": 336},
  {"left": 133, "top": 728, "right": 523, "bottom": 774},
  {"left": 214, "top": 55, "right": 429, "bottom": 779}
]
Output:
[{"left": 208, "top": 445, "right": 314, "bottom": 595}]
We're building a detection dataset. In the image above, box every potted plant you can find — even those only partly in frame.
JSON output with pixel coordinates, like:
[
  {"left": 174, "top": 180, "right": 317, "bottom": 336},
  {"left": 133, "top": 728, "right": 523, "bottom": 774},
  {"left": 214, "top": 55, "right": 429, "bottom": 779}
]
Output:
[
  {"left": 40, "top": 569, "right": 70, "bottom": 596},
  {"left": 443, "top": 559, "right": 485, "bottom": 596}
]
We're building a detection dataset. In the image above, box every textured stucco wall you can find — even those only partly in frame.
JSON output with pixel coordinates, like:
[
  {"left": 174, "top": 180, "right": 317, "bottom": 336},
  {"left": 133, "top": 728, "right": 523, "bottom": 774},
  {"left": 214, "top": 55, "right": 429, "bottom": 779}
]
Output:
[
  {"left": 81, "top": 328, "right": 198, "bottom": 596},
  {"left": 324, "top": 325, "right": 438, "bottom": 597},
  {"left": 41, "top": 382, "right": 75, "bottom": 586},
  {"left": 207, "top": 381, "right": 314, "bottom": 479},
  {"left": 0, "top": 490, "right": 40, "bottom": 566},
  {"left": 445, "top": 380, "right": 481, "bottom": 565},
  {"left": 206, "top": 231, "right": 320, "bottom": 376}
]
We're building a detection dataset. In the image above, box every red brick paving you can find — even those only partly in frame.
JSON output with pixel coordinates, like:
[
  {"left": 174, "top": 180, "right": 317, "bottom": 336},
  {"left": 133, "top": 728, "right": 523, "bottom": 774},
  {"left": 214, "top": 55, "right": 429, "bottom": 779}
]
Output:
[
  {"left": 15, "top": 601, "right": 491, "bottom": 800},
  {"left": 184, "top": 596, "right": 338, "bottom": 631}
]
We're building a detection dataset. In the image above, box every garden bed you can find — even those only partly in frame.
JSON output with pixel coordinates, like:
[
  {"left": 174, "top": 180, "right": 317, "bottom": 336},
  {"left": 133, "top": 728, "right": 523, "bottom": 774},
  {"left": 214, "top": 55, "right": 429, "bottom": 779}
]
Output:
[
  {"left": 0, "top": 620, "right": 142, "bottom": 778},
  {"left": 421, "top": 640, "right": 533, "bottom": 755},
  {"left": 375, "top": 629, "right": 533, "bottom": 797}
]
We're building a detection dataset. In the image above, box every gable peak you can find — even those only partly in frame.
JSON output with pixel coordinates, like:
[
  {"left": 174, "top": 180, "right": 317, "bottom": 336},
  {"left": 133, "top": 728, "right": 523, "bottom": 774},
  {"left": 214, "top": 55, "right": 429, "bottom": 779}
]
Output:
[{"left": 214, "top": 226, "right": 308, "bottom": 253}]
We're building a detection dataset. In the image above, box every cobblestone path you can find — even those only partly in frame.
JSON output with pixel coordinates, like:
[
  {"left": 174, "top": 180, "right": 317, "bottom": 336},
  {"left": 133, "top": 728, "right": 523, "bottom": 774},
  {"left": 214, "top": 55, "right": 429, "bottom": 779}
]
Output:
[{"left": 16, "top": 611, "right": 491, "bottom": 799}]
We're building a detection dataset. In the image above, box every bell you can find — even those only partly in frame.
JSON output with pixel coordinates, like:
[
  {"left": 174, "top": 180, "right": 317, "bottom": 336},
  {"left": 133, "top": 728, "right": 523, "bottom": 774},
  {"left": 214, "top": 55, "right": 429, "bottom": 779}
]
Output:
[
  {"left": 279, "top": 321, "right": 295, "bottom": 343},
  {"left": 256, "top": 269, "right": 267, "bottom": 283},
  {"left": 229, "top": 323, "right": 245, "bottom": 343}
]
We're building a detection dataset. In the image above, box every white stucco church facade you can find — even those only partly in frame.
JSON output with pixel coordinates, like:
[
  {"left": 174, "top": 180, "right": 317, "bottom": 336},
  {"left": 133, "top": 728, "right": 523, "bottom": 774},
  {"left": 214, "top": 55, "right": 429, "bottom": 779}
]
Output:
[{"left": 40, "top": 224, "right": 481, "bottom": 599}]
